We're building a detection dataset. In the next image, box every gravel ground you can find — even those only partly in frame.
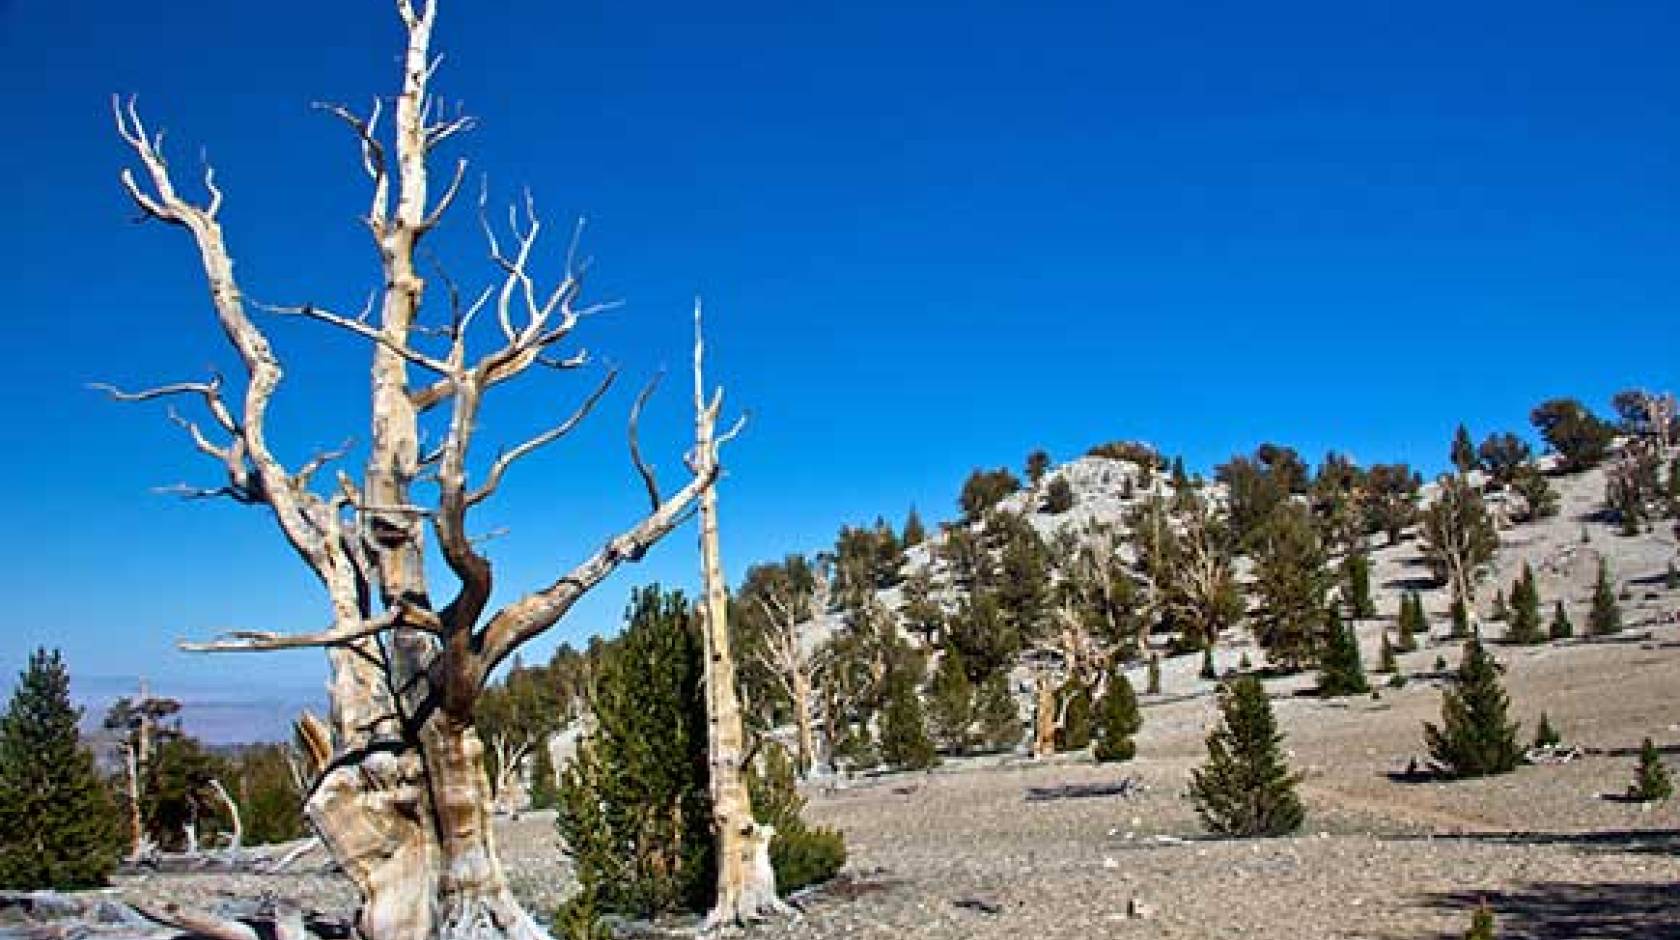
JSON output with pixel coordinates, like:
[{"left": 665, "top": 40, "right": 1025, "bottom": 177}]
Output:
[{"left": 747, "top": 623, "right": 1680, "bottom": 940}]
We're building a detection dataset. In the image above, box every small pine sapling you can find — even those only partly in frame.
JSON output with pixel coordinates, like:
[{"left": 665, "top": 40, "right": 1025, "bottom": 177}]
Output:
[
  {"left": 1629, "top": 738, "right": 1673, "bottom": 802},
  {"left": 1465, "top": 902, "right": 1497, "bottom": 940},
  {"left": 1589, "top": 560, "right": 1622, "bottom": 636},
  {"left": 1533, "top": 712, "right": 1561, "bottom": 749},
  {"left": 1549, "top": 601, "right": 1574, "bottom": 640}
]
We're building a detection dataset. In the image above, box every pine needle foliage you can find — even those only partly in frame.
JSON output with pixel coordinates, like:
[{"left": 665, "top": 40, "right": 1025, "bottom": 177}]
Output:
[
  {"left": 1589, "top": 559, "right": 1622, "bottom": 635},
  {"left": 1630, "top": 738, "right": 1673, "bottom": 802},
  {"left": 1549, "top": 601, "right": 1574, "bottom": 641},
  {"left": 1187, "top": 676, "right": 1304, "bottom": 837},
  {"left": 1506, "top": 564, "right": 1543, "bottom": 645},
  {"left": 1424, "top": 639, "right": 1522, "bottom": 778},
  {"left": 1093, "top": 667, "right": 1142, "bottom": 762},
  {"left": 0, "top": 648, "right": 122, "bottom": 890},
  {"left": 556, "top": 587, "right": 713, "bottom": 917},
  {"left": 1317, "top": 611, "right": 1369, "bottom": 697}
]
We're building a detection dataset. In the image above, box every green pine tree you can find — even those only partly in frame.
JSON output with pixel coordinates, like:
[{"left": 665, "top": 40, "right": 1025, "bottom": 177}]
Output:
[
  {"left": 1490, "top": 589, "right": 1508, "bottom": 622},
  {"left": 1424, "top": 639, "right": 1522, "bottom": 778},
  {"left": 1056, "top": 677, "right": 1094, "bottom": 751},
  {"left": 902, "top": 507, "right": 927, "bottom": 547},
  {"left": 746, "top": 743, "right": 846, "bottom": 894},
  {"left": 1146, "top": 653, "right": 1162, "bottom": 694},
  {"left": 1396, "top": 592, "right": 1422, "bottom": 651},
  {"left": 1667, "top": 561, "right": 1678, "bottom": 591},
  {"left": 1376, "top": 631, "right": 1397, "bottom": 674},
  {"left": 1343, "top": 553, "right": 1376, "bottom": 619},
  {"left": 0, "top": 648, "right": 122, "bottom": 890},
  {"left": 880, "top": 672, "right": 938, "bottom": 770},
  {"left": 926, "top": 649, "right": 975, "bottom": 754},
  {"left": 556, "top": 586, "right": 714, "bottom": 917},
  {"left": 1549, "top": 600, "right": 1574, "bottom": 640},
  {"left": 1450, "top": 423, "right": 1479, "bottom": 475},
  {"left": 1317, "top": 611, "right": 1369, "bottom": 697},
  {"left": 1199, "top": 645, "right": 1218, "bottom": 681},
  {"left": 1450, "top": 597, "right": 1470, "bottom": 639},
  {"left": 528, "top": 739, "right": 559, "bottom": 810},
  {"left": 1093, "top": 667, "right": 1142, "bottom": 762},
  {"left": 1506, "top": 564, "right": 1542, "bottom": 645},
  {"left": 1533, "top": 712, "right": 1561, "bottom": 749},
  {"left": 1187, "top": 676, "right": 1304, "bottom": 837},
  {"left": 1044, "top": 477, "right": 1075, "bottom": 514},
  {"left": 974, "top": 671, "right": 1023, "bottom": 753},
  {"left": 1630, "top": 737, "right": 1673, "bottom": 802},
  {"left": 1589, "top": 559, "right": 1622, "bottom": 635},
  {"left": 1465, "top": 903, "right": 1497, "bottom": 940}
]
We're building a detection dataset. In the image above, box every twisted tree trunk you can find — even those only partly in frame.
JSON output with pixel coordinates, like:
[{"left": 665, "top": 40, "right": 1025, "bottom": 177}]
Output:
[{"left": 107, "top": 4, "right": 732, "bottom": 939}]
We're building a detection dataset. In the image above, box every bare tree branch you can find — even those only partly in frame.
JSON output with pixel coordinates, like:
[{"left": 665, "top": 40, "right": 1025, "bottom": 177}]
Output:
[
  {"left": 628, "top": 371, "right": 665, "bottom": 509},
  {"left": 180, "top": 603, "right": 439, "bottom": 653},
  {"left": 467, "top": 368, "right": 618, "bottom": 507}
]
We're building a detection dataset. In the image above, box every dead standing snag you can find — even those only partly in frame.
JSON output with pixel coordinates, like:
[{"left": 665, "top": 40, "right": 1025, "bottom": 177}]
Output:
[{"left": 107, "top": 3, "right": 733, "bottom": 938}]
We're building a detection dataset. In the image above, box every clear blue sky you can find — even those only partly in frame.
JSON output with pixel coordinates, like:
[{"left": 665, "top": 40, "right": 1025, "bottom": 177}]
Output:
[{"left": 1, "top": 1, "right": 1675, "bottom": 738}]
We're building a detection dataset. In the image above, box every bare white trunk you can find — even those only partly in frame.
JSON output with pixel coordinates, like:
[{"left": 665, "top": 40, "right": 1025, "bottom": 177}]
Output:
[{"left": 694, "top": 308, "right": 790, "bottom": 932}]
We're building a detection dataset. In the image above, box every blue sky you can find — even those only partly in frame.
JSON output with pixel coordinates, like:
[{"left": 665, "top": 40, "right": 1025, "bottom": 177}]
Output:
[{"left": 1, "top": 1, "right": 1675, "bottom": 739}]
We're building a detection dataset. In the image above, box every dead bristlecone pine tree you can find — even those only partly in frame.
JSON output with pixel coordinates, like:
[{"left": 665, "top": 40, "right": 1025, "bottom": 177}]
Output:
[
  {"left": 691, "top": 315, "right": 792, "bottom": 930},
  {"left": 101, "top": 4, "right": 748, "bottom": 937}
]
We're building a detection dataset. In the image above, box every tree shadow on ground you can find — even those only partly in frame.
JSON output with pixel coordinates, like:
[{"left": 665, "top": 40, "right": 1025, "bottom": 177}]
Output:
[
  {"left": 1389, "top": 828, "right": 1680, "bottom": 858},
  {"left": 1421, "top": 880, "right": 1680, "bottom": 939}
]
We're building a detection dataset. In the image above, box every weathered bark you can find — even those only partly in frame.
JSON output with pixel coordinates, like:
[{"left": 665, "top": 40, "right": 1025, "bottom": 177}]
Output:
[
  {"left": 753, "top": 575, "right": 829, "bottom": 776},
  {"left": 693, "top": 310, "right": 789, "bottom": 932},
  {"left": 108, "top": 3, "right": 732, "bottom": 938},
  {"left": 1032, "top": 673, "right": 1057, "bottom": 759},
  {"left": 208, "top": 779, "right": 242, "bottom": 852}
]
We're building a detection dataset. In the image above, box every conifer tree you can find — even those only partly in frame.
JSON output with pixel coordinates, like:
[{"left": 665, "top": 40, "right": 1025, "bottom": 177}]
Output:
[
  {"left": 1199, "top": 645, "right": 1218, "bottom": 680},
  {"left": 1249, "top": 503, "right": 1333, "bottom": 670},
  {"left": 974, "top": 672, "right": 1022, "bottom": 752},
  {"left": 902, "top": 507, "right": 926, "bottom": 548},
  {"left": 1025, "top": 449, "right": 1051, "bottom": 487},
  {"left": 1630, "top": 737, "right": 1673, "bottom": 802},
  {"left": 1668, "top": 561, "right": 1678, "bottom": 591},
  {"left": 1317, "top": 611, "right": 1369, "bottom": 697},
  {"left": 1450, "top": 424, "right": 1479, "bottom": 475},
  {"left": 1549, "top": 601, "right": 1574, "bottom": 640},
  {"left": 1044, "top": 477, "right": 1075, "bottom": 514},
  {"left": 926, "top": 650, "right": 975, "bottom": 754},
  {"left": 1424, "top": 639, "right": 1521, "bottom": 778},
  {"left": 1533, "top": 712, "right": 1561, "bottom": 749},
  {"left": 527, "top": 741, "right": 559, "bottom": 811},
  {"left": 1589, "top": 559, "right": 1622, "bottom": 635},
  {"left": 1093, "top": 668, "right": 1141, "bottom": 762},
  {"left": 1187, "top": 676, "right": 1304, "bottom": 837},
  {"left": 1056, "top": 677, "right": 1094, "bottom": 751},
  {"left": 557, "top": 587, "right": 714, "bottom": 917},
  {"left": 1490, "top": 589, "right": 1508, "bottom": 622},
  {"left": 1396, "top": 592, "right": 1422, "bottom": 651},
  {"left": 1376, "top": 631, "right": 1397, "bottom": 674},
  {"left": 1465, "top": 903, "right": 1496, "bottom": 940},
  {"left": 1450, "top": 597, "right": 1470, "bottom": 639},
  {"left": 1343, "top": 553, "right": 1376, "bottom": 619},
  {"left": 1506, "top": 564, "right": 1543, "bottom": 645},
  {"left": 880, "top": 672, "right": 938, "bottom": 770},
  {"left": 0, "top": 648, "right": 122, "bottom": 890},
  {"left": 1146, "top": 653, "right": 1162, "bottom": 694}
]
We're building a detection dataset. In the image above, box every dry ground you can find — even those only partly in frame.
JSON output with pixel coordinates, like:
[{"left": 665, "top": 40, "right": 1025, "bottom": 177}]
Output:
[
  {"left": 118, "top": 623, "right": 1680, "bottom": 939},
  {"left": 750, "top": 626, "right": 1680, "bottom": 940}
]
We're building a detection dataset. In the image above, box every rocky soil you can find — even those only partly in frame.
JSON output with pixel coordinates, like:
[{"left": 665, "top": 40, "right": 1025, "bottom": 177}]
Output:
[{"left": 77, "top": 614, "right": 1680, "bottom": 940}]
